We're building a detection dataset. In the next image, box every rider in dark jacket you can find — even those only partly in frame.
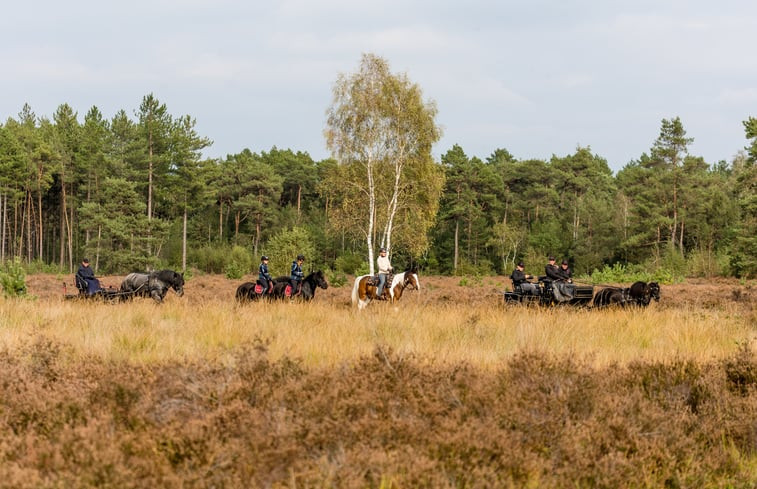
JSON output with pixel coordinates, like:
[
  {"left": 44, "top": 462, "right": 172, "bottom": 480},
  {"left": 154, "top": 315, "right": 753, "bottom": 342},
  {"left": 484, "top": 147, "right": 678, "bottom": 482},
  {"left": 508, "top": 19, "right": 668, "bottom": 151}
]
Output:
[
  {"left": 258, "top": 256, "right": 273, "bottom": 294},
  {"left": 289, "top": 254, "right": 305, "bottom": 296}
]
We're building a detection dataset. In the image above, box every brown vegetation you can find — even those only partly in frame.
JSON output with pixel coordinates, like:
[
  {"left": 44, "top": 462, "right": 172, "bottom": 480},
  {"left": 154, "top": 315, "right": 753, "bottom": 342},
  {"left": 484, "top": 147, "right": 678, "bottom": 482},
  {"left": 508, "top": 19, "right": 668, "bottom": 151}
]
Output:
[
  {"left": 0, "top": 274, "right": 754, "bottom": 487},
  {"left": 1, "top": 339, "right": 757, "bottom": 487}
]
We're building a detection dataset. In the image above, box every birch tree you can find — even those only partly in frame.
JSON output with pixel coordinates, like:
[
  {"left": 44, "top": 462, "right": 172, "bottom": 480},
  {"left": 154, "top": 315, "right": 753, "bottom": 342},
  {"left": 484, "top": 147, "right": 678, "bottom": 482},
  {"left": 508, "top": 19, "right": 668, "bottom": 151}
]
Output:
[{"left": 325, "top": 54, "right": 442, "bottom": 274}]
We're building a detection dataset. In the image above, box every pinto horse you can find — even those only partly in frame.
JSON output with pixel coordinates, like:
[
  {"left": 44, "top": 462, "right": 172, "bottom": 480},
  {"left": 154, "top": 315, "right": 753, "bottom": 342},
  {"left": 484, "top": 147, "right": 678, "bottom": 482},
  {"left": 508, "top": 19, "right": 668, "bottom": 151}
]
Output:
[
  {"left": 120, "top": 269, "right": 185, "bottom": 303},
  {"left": 351, "top": 265, "right": 420, "bottom": 310},
  {"left": 270, "top": 270, "right": 329, "bottom": 301}
]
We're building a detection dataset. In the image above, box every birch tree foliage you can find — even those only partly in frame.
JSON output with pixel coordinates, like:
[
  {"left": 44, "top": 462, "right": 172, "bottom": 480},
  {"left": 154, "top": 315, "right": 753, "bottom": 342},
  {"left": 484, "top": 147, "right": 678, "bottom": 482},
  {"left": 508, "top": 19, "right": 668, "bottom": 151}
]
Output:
[{"left": 324, "top": 53, "right": 442, "bottom": 273}]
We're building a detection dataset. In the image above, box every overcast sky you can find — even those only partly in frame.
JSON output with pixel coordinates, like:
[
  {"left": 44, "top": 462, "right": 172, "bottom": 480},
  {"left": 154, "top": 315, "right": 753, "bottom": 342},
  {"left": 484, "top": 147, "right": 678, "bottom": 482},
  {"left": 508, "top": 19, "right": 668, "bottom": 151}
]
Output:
[{"left": 2, "top": 0, "right": 755, "bottom": 172}]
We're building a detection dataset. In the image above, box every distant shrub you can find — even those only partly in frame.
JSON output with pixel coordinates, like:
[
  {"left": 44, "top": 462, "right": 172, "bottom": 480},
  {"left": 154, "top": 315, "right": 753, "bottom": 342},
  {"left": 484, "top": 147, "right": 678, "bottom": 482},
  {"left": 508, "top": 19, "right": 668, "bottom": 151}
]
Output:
[
  {"left": 334, "top": 251, "right": 365, "bottom": 275},
  {"left": 583, "top": 262, "right": 682, "bottom": 285},
  {"left": 190, "top": 244, "right": 236, "bottom": 274},
  {"left": 0, "top": 257, "right": 27, "bottom": 297},
  {"left": 325, "top": 268, "right": 347, "bottom": 288},
  {"left": 24, "top": 259, "right": 62, "bottom": 274},
  {"left": 264, "top": 227, "right": 316, "bottom": 277}
]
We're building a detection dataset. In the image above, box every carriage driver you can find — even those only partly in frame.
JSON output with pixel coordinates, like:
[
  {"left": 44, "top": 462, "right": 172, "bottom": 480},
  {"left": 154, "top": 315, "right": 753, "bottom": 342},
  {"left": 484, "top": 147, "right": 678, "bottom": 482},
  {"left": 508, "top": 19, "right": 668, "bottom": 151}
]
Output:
[
  {"left": 376, "top": 247, "right": 393, "bottom": 300},
  {"left": 510, "top": 261, "right": 538, "bottom": 295},
  {"left": 76, "top": 258, "right": 101, "bottom": 295},
  {"left": 289, "top": 254, "right": 305, "bottom": 296},
  {"left": 258, "top": 255, "right": 273, "bottom": 294}
]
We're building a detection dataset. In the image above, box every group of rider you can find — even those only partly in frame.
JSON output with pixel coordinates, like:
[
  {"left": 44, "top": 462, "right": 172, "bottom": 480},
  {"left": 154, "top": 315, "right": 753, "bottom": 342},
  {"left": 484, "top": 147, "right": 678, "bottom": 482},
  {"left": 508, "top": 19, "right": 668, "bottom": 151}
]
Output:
[
  {"left": 510, "top": 256, "right": 573, "bottom": 294},
  {"left": 257, "top": 254, "right": 306, "bottom": 296}
]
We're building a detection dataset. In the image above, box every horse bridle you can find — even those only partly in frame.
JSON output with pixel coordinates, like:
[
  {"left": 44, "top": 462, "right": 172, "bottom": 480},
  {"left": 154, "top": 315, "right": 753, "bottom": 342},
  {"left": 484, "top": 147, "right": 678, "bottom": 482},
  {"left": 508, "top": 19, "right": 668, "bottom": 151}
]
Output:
[{"left": 403, "top": 273, "right": 417, "bottom": 290}]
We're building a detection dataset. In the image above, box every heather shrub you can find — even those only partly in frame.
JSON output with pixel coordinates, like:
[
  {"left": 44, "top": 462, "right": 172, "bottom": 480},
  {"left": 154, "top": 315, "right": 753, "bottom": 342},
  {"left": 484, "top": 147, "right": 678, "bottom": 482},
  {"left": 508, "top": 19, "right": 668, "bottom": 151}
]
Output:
[{"left": 0, "top": 340, "right": 756, "bottom": 488}]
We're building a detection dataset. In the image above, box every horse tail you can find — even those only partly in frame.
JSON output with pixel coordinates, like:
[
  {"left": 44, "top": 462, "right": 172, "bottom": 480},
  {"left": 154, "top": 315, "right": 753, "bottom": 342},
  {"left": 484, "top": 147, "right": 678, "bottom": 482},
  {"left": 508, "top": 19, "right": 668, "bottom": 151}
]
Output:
[{"left": 351, "top": 276, "right": 363, "bottom": 305}]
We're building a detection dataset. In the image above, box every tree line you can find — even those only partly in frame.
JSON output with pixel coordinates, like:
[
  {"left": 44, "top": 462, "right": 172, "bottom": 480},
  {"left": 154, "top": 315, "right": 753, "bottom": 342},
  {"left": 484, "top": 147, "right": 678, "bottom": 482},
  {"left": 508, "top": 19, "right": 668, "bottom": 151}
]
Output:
[{"left": 1, "top": 91, "right": 755, "bottom": 279}]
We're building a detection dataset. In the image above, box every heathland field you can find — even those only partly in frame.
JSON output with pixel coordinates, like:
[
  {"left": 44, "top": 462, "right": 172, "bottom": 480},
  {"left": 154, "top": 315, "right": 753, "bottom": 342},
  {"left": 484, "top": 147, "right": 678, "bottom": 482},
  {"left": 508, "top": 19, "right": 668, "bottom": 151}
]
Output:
[{"left": 0, "top": 274, "right": 755, "bottom": 487}]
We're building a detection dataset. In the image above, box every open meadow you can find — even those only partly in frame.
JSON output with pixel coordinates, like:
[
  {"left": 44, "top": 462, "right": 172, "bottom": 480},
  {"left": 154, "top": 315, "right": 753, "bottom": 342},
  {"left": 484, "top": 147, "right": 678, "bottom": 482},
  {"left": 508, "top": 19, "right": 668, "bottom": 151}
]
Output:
[{"left": 0, "top": 274, "right": 756, "bottom": 487}]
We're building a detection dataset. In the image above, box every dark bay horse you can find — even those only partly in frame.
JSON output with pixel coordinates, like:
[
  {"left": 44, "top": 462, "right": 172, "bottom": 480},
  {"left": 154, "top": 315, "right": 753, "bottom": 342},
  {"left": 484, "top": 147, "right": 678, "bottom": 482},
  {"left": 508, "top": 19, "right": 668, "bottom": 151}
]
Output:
[
  {"left": 120, "top": 270, "right": 185, "bottom": 303},
  {"left": 270, "top": 270, "right": 329, "bottom": 301},
  {"left": 351, "top": 265, "right": 420, "bottom": 310}
]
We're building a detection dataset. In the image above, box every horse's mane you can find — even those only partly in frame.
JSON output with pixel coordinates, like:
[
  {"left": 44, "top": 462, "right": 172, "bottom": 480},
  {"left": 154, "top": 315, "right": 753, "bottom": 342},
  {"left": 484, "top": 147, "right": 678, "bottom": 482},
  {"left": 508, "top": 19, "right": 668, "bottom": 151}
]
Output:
[{"left": 154, "top": 269, "right": 182, "bottom": 285}]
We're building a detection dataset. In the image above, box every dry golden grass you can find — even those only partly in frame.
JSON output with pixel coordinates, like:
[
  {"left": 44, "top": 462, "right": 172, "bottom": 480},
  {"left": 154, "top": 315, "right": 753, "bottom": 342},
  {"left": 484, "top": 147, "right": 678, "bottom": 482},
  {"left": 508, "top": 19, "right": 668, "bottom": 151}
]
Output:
[{"left": 1, "top": 297, "right": 753, "bottom": 368}]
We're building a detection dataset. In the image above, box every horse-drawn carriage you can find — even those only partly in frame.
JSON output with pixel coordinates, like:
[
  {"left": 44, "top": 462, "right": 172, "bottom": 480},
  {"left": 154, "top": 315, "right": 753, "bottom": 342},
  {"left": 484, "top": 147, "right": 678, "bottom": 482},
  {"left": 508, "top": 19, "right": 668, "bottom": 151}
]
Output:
[
  {"left": 65, "top": 270, "right": 185, "bottom": 303},
  {"left": 504, "top": 277, "right": 594, "bottom": 306},
  {"left": 504, "top": 277, "right": 661, "bottom": 309}
]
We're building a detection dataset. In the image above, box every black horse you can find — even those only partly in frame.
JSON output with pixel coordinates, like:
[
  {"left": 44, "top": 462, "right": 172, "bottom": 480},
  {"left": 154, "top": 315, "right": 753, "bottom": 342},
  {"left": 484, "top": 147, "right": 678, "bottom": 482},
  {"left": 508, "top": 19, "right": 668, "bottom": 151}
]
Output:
[
  {"left": 629, "top": 281, "right": 661, "bottom": 306},
  {"left": 120, "top": 269, "right": 185, "bottom": 303},
  {"left": 592, "top": 286, "right": 632, "bottom": 308},
  {"left": 271, "top": 270, "right": 328, "bottom": 301},
  {"left": 593, "top": 281, "right": 660, "bottom": 308},
  {"left": 235, "top": 280, "right": 274, "bottom": 303}
]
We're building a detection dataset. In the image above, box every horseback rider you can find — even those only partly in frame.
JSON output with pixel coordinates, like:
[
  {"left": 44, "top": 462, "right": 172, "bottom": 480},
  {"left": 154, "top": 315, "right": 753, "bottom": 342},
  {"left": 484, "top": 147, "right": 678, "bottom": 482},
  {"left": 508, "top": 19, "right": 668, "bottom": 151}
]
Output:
[
  {"left": 258, "top": 255, "right": 273, "bottom": 294},
  {"left": 376, "top": 247, "right": 393, "bottom": 300},
  {"left": 510, "top": 261, "right": 538, "bottom": 295},
  {"left": 76, "top": 258, "right": 101, "bottom": 295},
  {"left": 289, "top": 254, "right": 305, "bottom": 296}
]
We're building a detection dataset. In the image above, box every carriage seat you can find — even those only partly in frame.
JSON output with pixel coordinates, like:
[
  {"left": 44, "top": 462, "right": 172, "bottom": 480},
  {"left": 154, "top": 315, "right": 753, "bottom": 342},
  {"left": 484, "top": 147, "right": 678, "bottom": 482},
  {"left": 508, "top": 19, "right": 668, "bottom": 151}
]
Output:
[
  {"left": 75, "top": 274, "right": 88, "bottom": 294},
  {"left": 75, "top": 274, "right": 101, "bottom": 296},
  {"left": 512, "top": 280, "right": 540, "bottom": 296}
]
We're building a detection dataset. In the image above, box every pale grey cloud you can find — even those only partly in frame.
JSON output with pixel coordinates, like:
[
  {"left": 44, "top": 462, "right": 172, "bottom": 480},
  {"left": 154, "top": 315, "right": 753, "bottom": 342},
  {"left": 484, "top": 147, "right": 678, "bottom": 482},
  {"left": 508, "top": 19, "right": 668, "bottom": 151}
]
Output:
[{"left": 1, "top": 0, "right": 756, "bottom": 170}]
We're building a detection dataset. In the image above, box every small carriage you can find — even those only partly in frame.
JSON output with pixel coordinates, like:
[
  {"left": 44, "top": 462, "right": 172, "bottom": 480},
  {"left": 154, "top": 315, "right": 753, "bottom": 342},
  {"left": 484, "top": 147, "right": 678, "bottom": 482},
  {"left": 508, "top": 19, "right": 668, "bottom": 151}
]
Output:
[
  {"left": 64, "top": 275, "right": 126, "bottom": 302},
  {"left": 504, "top": 277, "right": 594, "bottom": 306},
  {"left": 65, "top": 269, "right": 184, "bottom": 303}
]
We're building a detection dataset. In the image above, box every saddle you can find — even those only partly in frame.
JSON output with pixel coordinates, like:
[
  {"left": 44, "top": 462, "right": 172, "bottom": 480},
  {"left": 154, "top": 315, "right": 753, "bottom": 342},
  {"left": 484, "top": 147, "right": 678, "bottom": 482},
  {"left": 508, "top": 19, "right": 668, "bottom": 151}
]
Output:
[
  {"left": 366, "top": 273, "right": 394, "bottom": 287},
  {"left": 284, "top": 283, "right": 301, "bottom": 298}
]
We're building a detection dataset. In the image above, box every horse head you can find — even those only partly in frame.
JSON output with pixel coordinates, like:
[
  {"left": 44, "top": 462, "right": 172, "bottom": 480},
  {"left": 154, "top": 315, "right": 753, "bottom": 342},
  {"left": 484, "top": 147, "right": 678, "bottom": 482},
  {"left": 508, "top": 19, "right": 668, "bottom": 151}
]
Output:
[
  {"left": 313, "top": 270, "right": 328, "bottom": 290},
  {"left": 157, "top": 269, "right": 184, "bottom": 297},
  {"left": 648, "top": 282, "right": 660, "bottom": 302},
  {"left": 403, "top": 265, "right": 420, "bottom": 291}
]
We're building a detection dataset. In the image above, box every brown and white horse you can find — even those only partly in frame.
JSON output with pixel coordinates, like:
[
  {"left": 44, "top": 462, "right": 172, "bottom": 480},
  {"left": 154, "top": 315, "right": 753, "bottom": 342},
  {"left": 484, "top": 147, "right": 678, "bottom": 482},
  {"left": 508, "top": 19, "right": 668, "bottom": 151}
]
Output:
[{"left": 351, "top": 266, "right": 420, "bottom": 310}]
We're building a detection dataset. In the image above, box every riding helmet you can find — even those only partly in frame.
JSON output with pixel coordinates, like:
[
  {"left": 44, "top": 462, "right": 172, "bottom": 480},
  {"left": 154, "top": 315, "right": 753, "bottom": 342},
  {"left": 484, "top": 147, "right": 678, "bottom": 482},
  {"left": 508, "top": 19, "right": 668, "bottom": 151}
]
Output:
[
  {"left": 297, "top": 254, "right": 305, "bottom": 261},
  {"left": 261, "top": 255, "right": 269, "bottom": 261}
]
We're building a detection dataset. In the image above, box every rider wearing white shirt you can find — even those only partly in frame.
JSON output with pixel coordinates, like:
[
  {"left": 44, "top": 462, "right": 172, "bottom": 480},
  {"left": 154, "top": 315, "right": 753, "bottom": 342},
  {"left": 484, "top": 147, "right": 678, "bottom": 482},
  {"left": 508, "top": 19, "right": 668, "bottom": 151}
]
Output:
[{"left": 376, "top": 247, "right": 392, "bottom": 300}]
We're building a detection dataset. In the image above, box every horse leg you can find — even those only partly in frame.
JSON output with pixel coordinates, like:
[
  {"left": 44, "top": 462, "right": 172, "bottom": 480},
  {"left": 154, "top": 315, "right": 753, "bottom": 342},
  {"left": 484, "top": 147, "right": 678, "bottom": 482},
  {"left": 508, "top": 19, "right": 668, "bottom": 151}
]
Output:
[{"left": 150, "top": 288, "right": 164, "bottom": 304}]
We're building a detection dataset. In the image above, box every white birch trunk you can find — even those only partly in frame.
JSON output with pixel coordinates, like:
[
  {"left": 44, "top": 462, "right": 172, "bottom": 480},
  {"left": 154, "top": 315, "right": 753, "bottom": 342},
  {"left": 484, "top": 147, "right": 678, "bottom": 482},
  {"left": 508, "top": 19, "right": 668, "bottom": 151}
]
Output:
[{"left": 366, "top": 151, "right": 376, "bottom": 275}]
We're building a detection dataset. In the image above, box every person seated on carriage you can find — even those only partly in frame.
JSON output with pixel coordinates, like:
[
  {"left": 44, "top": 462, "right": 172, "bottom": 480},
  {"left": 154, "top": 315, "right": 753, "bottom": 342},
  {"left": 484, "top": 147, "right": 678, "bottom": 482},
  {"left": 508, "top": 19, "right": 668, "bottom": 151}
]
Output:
[
  {"left": 510, "top": 261, "right": 538, "bottom": 295},
  {"left": 258, "top": 255, "right": 273, "bottom": 294},
  {"left": 289, "top": 254, "right": 305, "bottom": 296},
  {"left": 557, "top": 260, "right": 573, "bottom": 283},
  {"left": 375, "top": 247, "right": 393, "bottom": 300},
  {"left": 76, "top": 258, "right": 101, "bottom": 296},
  {"left": 545, "top": 256, "right": 562, "bottom": 281}
]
